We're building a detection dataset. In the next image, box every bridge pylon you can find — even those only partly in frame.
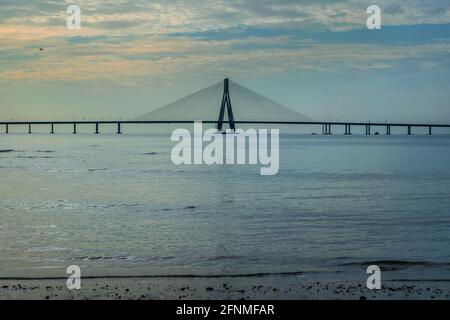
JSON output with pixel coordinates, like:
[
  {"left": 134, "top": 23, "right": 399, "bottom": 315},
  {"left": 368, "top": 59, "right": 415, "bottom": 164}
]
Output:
[{"left": 217, "top": 78, "right": 236, "bottom": 132}]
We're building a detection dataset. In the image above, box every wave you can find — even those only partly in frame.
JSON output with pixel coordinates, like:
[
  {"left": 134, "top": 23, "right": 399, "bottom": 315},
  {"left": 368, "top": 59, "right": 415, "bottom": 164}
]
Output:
[
  {"left": 16, "top": 156, "right": 53, "bottom": 159},
  {"left": 339, "top": 260, "right": 450, "bottom": 268},
  {"left": 205, "top": 255, "right": 243, "bottom": 262},
  {"left": 388, "top": 278, "right": 450, "bottom": 282},
  {"left": 0, "top": 270, "right": 310, "bottom": 281},
  {"left": 66, "top": 254, "right": 175, "bottom": 262}
]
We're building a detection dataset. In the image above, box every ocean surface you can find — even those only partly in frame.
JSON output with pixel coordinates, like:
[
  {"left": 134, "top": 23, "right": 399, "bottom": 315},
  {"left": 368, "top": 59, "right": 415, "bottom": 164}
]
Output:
[{"left": 1, "top": 133, "right": 450, "bottom": 283}]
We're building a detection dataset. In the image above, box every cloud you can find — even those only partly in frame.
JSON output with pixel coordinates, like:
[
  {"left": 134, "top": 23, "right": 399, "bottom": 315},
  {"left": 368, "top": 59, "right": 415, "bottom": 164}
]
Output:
[
  {"left": 3, "top": 0, "right": 450, "bottom": 34},
  {"left": 1, "top": 0, "right": 450, "bottom": 83},
  {"left": 2, "top": 35, "right": 450, "bottom": 82}
]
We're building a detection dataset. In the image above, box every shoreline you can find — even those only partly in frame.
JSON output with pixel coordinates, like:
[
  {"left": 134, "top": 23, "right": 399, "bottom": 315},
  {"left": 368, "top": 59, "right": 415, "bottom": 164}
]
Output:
[{"left": 1, "top": 276, "right": 449, "bottom": 300}]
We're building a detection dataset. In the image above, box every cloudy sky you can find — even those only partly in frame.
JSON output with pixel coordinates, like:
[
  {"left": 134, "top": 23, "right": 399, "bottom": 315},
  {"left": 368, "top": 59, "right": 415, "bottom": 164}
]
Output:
[{"left": 1, "top": 0, "right": 449, "bottom": 122}]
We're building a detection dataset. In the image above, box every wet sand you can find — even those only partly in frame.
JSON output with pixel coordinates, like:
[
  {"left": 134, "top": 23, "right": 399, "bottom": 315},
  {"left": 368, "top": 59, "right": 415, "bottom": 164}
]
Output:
[{"left": 1, "top": 276, "right": 449, "bottom": 300}]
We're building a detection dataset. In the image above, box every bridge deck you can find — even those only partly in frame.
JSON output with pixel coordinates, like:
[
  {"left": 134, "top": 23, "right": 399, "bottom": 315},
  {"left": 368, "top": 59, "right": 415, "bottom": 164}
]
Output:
[
  {"left": 1, "top": 120, "right": 450, "bottom": 135},
  {"left": 1, "top": 120, "right": 450, "bottom": 127}
]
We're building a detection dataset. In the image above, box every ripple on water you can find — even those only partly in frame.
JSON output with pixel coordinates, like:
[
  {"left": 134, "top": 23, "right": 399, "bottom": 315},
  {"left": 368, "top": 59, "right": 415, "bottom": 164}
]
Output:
[{"left": 26, "top": 246, "right": 67, "bottom": 253}]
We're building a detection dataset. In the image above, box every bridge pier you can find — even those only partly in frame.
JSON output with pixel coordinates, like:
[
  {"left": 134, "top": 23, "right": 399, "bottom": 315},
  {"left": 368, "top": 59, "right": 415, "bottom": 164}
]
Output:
[
  {"left": 386, "top": 125, "right": 391, "bottom": 135},
  {"left": 28, "top": 124, "right": 31, "bottom": 134},
  {"left": 407, "top": 125, "right": 411, "bottom": 135},
  {"left": 365, "top": 125, "right": 371, "bottom": 135},
  {"left": 95, "top": 123, "right": 99, "bottom": 134},
  {"left": 5, "top": 124, "right": 8, "bottom": 134},
  {"left": 323, "top": 124, "right": 332, "bottom": 135},
  {"left": 429, "top": 126, "right": 432, "bottom": 135},
  {"left": 344, "top": 124, "right": 352, "bottom": 135},
  {"left": 51, "top": 123, "right": 55, "bottom": 134},
  {"left": 117, "top": 123, "right": 122, "bottom": 134},
  {"left": 73, "top": 123, "right": 77, "bottom": 134}
]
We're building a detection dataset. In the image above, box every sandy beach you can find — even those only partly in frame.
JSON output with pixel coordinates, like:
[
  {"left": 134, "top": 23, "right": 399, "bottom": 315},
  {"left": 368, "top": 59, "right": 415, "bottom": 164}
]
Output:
[{"left": 1, "top": 276, "right": 449, "bottom": 300}]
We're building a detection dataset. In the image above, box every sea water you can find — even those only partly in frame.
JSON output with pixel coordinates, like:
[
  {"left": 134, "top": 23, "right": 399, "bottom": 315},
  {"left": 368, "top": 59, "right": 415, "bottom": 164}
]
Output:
[{"left": 1, "top": 133, "right": 450, "bottom": 283}]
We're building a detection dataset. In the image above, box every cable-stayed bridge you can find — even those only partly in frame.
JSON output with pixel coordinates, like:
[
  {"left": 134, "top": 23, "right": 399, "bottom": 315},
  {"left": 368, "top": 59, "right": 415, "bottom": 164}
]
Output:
[{"left": 1, "top": 79, "right": 449, "bottom": 135}]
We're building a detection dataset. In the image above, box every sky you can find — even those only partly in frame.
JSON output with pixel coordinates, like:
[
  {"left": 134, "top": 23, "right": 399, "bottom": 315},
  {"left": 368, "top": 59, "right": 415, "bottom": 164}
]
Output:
[{"left": 0, "top": 0, "right": 450, "bottom": 122}]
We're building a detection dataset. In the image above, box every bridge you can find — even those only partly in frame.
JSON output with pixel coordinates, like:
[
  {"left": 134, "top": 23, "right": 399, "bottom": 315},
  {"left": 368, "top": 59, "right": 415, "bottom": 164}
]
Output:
[
  {"left": 1, "top": 79, "right": 449, "bottom": 135},
  {"left": 1, "top": 120, "right": 449, "bottom": 135}
]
